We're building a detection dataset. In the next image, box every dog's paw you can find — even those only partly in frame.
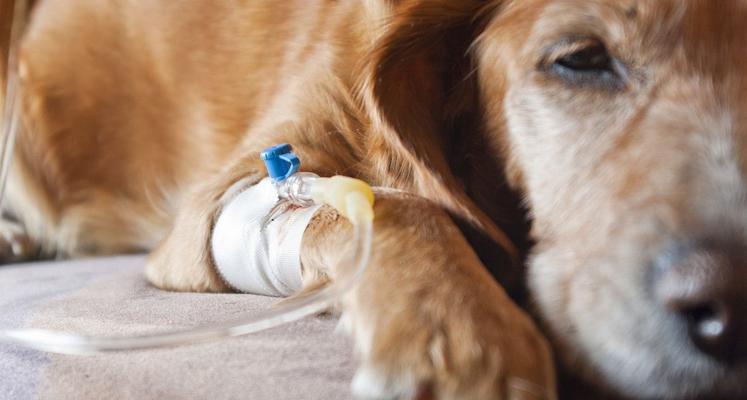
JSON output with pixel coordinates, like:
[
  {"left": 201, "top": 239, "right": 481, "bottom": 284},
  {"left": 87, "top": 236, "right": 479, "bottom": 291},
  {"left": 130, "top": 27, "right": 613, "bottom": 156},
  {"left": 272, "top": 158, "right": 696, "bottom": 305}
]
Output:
[
  {"left": 0, "top": 219, "right": 37, "bottom": 263},
  {"left": 145, "top": 240, "right": 230, "bottom": 293},
  {"left": 342, "top": 289, "right": 556, "bottom": 400}
]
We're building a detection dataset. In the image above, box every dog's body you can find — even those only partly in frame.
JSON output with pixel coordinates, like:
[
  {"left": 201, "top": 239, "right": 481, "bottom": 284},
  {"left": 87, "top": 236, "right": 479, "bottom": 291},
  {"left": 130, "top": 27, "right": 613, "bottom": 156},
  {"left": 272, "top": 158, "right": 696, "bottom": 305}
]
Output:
[{"left": 5, "top": 0, "right": 747, "bottom": 398}]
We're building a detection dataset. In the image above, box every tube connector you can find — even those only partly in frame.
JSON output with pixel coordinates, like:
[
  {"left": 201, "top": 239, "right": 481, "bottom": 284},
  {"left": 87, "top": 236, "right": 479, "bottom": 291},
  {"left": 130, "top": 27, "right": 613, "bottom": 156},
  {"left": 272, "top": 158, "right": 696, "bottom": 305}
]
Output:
[
  {"left": 311, "top": 176, "right": 374, "bottom": 225},
  {"left": 260, "top": 144, "right": 375, "bottom": 224},
  {"left": 261, "top": 143, "right": 300, "bottom": 182}
]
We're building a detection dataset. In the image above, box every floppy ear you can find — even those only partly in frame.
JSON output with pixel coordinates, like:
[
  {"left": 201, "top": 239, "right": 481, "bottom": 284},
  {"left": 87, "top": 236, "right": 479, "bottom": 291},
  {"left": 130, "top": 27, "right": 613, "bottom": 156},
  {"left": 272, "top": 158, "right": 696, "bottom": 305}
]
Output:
[{"left": 359, "top": 0, "right": 520, "bottom": 264}]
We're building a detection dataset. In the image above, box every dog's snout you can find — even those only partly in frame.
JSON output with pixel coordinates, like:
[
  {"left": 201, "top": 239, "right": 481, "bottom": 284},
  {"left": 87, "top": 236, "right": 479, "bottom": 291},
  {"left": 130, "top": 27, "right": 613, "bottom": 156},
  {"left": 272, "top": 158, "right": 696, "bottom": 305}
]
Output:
[{"left": 654, "top": 241, "right": 747, "bottom": 361}]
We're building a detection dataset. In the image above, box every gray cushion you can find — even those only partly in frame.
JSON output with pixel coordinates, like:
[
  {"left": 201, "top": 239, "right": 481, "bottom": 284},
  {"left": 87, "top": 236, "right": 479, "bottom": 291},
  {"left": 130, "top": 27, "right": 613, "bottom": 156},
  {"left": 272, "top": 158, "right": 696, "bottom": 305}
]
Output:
[{"left": 0, "top": 256, "right": 355, "bottom": 399}]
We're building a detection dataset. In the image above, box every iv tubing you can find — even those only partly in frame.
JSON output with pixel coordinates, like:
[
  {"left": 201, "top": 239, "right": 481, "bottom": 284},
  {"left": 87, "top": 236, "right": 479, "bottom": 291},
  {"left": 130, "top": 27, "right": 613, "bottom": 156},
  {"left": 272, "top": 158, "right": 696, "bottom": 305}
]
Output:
[
  {"left": 0, "top": 204, "right": 372, "bottom": 354},
  {"left": 0, "top": 0, "right": 27, "bottom": 210}
]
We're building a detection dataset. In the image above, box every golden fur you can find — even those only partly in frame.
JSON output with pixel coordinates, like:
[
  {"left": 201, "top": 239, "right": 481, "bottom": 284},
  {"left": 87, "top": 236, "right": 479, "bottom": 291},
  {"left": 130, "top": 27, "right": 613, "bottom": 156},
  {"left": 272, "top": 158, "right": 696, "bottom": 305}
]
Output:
[{"left": 3, "top": 0, "right": 747, "bottom": 398}]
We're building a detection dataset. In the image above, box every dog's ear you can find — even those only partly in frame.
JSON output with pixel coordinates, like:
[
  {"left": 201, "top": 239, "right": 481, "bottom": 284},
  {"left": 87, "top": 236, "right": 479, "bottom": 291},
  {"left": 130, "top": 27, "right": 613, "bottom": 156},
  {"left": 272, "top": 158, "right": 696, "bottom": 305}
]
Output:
[{"left": 359, "top": 0, "right": 519, "bottom": 263}]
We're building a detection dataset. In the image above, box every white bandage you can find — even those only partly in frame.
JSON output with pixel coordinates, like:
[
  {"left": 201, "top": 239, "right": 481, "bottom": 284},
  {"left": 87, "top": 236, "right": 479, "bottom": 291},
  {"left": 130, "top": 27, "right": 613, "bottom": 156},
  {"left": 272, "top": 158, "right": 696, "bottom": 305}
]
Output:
[{"left": 211, "top": 178, "right": 322, "bottom": 296}]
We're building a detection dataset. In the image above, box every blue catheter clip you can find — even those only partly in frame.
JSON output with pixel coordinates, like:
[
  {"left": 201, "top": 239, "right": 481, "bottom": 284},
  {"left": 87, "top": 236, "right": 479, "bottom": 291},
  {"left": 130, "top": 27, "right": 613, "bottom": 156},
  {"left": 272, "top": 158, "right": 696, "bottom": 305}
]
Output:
[{"left": 261, "top": 143, "right": 300, "bottom": 182}]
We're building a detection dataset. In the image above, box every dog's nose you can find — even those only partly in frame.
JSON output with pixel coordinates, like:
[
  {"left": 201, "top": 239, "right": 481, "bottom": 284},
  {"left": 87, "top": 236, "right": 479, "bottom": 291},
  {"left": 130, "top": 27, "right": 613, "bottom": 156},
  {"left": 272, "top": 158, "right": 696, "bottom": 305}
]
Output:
[{"left": 654, "top": 241, "right": 747, "bottom": 361}]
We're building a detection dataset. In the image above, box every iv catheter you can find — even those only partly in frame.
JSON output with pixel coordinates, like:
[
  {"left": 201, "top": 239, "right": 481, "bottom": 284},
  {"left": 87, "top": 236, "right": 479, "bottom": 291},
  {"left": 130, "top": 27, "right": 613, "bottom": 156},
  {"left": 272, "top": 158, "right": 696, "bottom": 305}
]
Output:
[{"left": 0, "top": 144, "right": 375, "bottom": 354}]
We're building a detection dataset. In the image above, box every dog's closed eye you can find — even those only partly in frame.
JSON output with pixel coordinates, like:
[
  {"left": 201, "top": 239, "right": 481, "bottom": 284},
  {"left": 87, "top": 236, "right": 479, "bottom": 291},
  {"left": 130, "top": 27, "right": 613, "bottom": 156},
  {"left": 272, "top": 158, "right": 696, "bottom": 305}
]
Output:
[{"left": 540, "top": 37, "right": 627, "bottom": 91}]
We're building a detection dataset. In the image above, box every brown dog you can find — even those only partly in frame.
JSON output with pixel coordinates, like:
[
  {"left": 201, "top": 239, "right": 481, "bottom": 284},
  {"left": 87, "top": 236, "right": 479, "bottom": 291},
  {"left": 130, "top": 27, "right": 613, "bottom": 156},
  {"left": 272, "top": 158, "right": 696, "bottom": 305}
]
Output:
[{"left": 3, "top": 0, "right": 747, "bottom": 398}]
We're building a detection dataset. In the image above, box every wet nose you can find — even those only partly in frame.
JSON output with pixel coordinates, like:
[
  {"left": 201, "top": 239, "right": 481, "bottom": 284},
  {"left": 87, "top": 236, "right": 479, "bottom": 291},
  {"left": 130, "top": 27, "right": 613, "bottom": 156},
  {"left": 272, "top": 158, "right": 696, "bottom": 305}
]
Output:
[{"left": 654, "top": 241, "right": 747, "bottom": 361}]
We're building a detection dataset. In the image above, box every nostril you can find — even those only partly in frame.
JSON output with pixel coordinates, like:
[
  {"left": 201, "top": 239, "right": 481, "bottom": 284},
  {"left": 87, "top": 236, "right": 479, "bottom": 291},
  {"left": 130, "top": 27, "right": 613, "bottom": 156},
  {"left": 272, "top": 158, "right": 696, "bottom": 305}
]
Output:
[
  {"left": 679, "top": 302, "right": 732, "bottom": 356},
  {"left": 692, "top": 307, "right": 726, "bottom": 339},
  {"left": 654, "top": 243, "right": 746, "bottom": 361}
]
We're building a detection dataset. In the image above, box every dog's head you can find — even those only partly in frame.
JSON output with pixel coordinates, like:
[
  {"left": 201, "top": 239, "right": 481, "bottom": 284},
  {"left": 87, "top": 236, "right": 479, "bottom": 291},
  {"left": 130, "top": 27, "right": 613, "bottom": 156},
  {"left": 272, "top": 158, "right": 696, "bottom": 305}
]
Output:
[{"left": 365, "top": 0, "right": 747, "bottom": 398}]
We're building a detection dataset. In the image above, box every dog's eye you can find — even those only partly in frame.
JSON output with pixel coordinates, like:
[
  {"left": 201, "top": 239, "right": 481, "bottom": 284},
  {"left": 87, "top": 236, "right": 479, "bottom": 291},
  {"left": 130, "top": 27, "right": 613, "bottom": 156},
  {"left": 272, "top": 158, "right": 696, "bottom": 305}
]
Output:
[
  {"left": 555, "top": 44, "right": 611, "bottom": 72},
  {"left": 542, "top": 38, "right": 625, "bottom": 90}
]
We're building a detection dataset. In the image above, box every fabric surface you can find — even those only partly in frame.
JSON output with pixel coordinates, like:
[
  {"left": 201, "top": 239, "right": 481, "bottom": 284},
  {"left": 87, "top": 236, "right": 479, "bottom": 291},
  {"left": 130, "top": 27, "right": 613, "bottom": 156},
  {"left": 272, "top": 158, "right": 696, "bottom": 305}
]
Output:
[{"left": 0, "top": 256, "right": 355, "bottom": 399}]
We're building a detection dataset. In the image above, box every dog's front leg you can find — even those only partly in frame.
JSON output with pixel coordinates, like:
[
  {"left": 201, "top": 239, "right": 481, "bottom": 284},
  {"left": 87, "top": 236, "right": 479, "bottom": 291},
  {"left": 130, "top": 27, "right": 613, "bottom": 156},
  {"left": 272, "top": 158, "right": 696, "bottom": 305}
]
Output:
[
  {"left": 302, "top": 190, "right": 555, "bottom": 400},
  {"left": 147, "top": 167, "right": 555, "bottom": 399},
  {"left": 144, "top": 154, "right": 268, "bottom": 293},
  {"left": 145, "top": 142, "right": 347, "bottom": 292}
]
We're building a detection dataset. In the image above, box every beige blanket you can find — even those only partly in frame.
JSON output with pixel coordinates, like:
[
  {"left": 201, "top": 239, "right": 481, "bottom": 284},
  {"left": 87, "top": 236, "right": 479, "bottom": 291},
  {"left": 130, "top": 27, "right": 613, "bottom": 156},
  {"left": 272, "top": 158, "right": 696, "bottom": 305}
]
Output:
[{"left": 0, "top": 256, "right": 355, "bottom": 399}]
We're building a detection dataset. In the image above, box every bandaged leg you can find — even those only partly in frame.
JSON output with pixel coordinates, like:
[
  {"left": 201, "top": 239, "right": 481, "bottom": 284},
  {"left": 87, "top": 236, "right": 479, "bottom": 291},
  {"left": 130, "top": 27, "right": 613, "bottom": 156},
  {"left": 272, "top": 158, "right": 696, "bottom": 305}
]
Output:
[{"left": 211, "top": 178, "right": 321, "bottom": 296}]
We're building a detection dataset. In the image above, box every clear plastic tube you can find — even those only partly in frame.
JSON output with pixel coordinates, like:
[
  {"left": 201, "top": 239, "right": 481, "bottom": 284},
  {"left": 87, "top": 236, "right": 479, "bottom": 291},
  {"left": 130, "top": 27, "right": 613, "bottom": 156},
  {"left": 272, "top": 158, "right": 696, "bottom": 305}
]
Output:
[
  {"left": 0, "top": 211, "right": 372, "bottom": 354},
  {"left": 275, "top": 172, "right": 318, "bottom": 207},
  {"left": 0, "top": 0, "right": 27, "bottom": 210}
]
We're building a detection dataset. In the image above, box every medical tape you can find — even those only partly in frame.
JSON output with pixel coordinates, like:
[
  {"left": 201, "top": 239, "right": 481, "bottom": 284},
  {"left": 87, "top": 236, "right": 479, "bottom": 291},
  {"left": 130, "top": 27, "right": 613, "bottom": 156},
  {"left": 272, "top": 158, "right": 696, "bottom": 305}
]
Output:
[{"left": 211, "top": 178, "right": 322, "bottom": 296}]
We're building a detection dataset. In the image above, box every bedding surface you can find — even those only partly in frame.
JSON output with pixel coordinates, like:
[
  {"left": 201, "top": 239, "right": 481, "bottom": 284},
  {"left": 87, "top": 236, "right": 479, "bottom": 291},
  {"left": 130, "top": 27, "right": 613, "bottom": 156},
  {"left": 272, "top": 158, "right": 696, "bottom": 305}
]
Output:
[{"left": 0, "top": 256, "right": 355, "bottom": 399}]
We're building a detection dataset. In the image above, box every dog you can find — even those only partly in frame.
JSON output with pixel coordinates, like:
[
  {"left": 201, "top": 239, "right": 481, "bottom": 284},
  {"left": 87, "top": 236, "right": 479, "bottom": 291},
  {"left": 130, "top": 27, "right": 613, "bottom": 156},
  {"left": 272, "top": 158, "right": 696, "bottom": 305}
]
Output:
[{"left": 3, "top": 0, "right": 747, "bottom": 398}]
